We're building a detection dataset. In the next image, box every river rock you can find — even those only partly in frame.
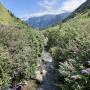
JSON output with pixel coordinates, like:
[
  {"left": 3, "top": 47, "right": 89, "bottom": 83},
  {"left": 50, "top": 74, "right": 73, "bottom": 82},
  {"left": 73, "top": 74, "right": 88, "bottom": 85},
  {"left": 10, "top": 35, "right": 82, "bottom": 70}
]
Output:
[
  {"left": 41, "top": 69, "right": 47, "bottom": 77},
  {"left": 35, "top": 71, "right": 43, "bottom": 83},
  {"left": 22, "top": 81, "right": 28, "bottom": 86}
]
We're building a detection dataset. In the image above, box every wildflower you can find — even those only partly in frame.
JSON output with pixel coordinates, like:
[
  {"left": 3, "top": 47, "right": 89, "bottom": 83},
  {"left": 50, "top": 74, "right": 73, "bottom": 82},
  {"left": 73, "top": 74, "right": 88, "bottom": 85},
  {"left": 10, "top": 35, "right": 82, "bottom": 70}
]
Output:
[
  {"left": 86, "top": 68, "right": 90, "bottom": 72},
  {"left": 80, "top": 70, "right": 88, "bottom": 75},
  {"left": 71, "top": 75, "right": 78, "bottom": 80}
]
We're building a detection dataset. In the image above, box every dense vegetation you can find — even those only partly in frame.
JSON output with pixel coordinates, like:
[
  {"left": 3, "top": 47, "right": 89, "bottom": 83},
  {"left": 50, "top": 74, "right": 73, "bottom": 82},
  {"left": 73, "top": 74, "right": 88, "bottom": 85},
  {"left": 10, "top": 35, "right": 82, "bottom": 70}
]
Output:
[
  {"left": 0, "top": 3, "right": 45, "bottom": 89},
  {"left": 44, "top": 0, "right": 90, "bottom": 89},
  {"left": 0, "top": 0, "right": 90, "bottom": 90},
  {"left": 0, "top": 25, "right": 45, "bottom": 87}
]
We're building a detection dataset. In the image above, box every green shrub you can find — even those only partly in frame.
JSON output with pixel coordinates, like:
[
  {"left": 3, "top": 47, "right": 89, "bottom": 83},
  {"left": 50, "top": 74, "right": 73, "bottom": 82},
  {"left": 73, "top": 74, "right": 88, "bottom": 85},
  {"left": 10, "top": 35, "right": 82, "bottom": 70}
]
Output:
[
  {"left": 0, "top": 25, "right": 44, "bottom": 86},
  {"left": 45, "top": 12, "right": 90, "bottom": 90}
]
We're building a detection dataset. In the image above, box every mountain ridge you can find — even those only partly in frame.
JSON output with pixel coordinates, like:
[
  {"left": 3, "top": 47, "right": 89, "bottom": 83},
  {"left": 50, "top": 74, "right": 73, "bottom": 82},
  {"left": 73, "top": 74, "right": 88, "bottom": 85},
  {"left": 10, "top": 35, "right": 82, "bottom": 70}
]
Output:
[{"left": 26, "top": 12, "right": 70, "bottom": 29}]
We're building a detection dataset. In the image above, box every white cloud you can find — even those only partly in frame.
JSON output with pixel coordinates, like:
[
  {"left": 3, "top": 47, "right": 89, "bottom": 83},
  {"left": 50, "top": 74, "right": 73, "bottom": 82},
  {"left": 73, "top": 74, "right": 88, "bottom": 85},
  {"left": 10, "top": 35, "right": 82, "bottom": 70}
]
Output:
[
  {"left": 39, "top": 0, "right": 86, "bottom": 13},
  {"left": 39, "top": 0, "right": 58, "bottom": 12},
  {"left": 59, "top": 0, "right": 86, "bottom": 12},
  {"left": 26, "top": 12, "right": 49, "bottom": 17},
  {"left": 22, "top": 0, "right": 86, "bottom": 19},
  {"left": 21, "top": 12, "right": 49, "bottom": 20}
]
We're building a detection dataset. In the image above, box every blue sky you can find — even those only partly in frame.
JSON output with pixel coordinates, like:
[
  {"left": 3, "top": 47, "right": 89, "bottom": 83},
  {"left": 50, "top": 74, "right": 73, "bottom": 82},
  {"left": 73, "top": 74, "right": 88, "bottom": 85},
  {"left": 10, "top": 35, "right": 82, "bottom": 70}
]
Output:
[{"left": 0, "top": 0, "right": 86, "bottom": 19}]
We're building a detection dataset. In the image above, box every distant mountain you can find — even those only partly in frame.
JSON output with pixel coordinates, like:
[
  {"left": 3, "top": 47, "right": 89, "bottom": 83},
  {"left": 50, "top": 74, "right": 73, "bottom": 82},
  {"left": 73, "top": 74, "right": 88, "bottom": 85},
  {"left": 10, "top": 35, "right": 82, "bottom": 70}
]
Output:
[{"left": 26, "top": 13, "right": 70, "bottom": 29}]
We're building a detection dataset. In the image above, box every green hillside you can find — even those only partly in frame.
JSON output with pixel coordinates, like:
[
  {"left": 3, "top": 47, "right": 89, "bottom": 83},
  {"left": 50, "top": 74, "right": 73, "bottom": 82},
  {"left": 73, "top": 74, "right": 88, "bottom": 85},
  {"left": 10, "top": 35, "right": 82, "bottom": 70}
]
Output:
[
  {"left": 0, "top": 3, "right": 14, "bottom": 24},
  {"left": 45, "top": 0, "right": 90, "bottom": 90},
  {"left": 0, "top": 3, "right": 45, "bottom": 89},
  {"left": 0, "top": 3, "right": 27, "bottom": 29}
]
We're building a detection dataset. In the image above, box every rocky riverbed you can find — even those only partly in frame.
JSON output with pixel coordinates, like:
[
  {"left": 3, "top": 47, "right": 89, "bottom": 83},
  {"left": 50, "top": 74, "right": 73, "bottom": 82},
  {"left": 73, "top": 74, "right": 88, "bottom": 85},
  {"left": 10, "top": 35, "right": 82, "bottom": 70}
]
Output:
[{"left": 37, "top": 50, "right": 57, "bottom": 90}]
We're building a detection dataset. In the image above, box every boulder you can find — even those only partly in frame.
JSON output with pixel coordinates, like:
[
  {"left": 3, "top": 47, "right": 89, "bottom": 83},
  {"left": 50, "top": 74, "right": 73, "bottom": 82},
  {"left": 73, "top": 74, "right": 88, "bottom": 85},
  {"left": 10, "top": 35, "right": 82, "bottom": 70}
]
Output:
[{"left": 35, "top": 71, "right": 43, "bottom": 83}]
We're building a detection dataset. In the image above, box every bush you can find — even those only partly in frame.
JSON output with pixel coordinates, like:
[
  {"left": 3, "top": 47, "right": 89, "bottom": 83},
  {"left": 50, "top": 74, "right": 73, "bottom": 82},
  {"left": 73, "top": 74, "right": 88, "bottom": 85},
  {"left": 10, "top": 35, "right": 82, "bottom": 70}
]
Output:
[
  {"left": 0, "top": 25, "right": 45, "bottom": 86},
  {"left": 45, "top": 12, "right": 90, "bottom": 90}
]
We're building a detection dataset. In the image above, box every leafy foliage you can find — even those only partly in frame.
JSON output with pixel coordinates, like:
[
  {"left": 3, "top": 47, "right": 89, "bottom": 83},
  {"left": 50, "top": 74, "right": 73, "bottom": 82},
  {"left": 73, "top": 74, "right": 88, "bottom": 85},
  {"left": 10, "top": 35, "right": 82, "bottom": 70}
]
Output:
[
  {"left": 45, "top": 8, "right": 90, "bottom": 90},
  {"left": 0, "top": 3, "right": 45, "bottom": 89},
  {"left": 0, "top": 25, "right": 45, "bottom": 86}
]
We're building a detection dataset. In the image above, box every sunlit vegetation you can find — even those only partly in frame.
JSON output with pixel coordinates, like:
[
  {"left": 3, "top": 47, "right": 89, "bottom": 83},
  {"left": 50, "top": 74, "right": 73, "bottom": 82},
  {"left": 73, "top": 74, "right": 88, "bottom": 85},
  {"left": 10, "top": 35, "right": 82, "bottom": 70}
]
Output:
[
  {"left": 0, "top": 0, "right": 90, "bottom": 90},
  {"left": 0, "top": 25, "right": 45, "bottom": 87},
  {"left": 44, "top": 0, "right": 90, "bottom": 89},
  {"left": 0, "top": 3, "right": 45, "bottom": 89},
  {"left": 0, "top": 3, "right": 27, "bottom": 29}
]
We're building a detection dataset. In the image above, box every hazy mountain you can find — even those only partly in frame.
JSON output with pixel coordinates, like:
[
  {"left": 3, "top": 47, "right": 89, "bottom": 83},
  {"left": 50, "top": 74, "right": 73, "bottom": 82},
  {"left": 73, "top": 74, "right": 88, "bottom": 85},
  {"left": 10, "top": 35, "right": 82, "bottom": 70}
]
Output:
[{"left": 26, "top": 13, "right": 70, "bottom": 29}]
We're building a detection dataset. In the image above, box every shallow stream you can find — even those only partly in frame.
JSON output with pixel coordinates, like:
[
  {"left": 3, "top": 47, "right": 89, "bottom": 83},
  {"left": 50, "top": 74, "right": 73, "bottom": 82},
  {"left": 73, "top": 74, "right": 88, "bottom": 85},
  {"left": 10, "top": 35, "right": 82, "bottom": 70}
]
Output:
[{"left": 37, "top": 50, "right": 57, "bottom": 90}]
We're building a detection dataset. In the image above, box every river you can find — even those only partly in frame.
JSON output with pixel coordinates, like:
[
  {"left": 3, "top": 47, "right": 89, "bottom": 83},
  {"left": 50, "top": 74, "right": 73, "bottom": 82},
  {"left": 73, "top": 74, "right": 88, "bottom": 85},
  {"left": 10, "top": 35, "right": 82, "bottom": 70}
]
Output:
[{"left": 37, "top": 50, "right": 57, "bottom": 90}]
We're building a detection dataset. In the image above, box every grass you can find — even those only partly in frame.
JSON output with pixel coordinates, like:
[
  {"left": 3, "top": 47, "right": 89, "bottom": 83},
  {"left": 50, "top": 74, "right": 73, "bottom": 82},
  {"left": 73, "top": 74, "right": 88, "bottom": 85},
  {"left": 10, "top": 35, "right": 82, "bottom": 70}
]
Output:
[
  {"left": 0, "top": 3, "right": 28, "bottom": 29},
  {"left": 0, "top": 3, "right": 14, "bottom": 24}
]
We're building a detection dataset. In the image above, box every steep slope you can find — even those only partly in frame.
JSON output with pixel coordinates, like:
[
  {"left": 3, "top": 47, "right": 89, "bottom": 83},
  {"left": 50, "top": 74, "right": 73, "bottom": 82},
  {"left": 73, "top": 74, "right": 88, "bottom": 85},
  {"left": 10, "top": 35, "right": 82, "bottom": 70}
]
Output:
[
  {"left": 0, "top": 3, "right": 27, "bottom": 28},
  {"left": 0, "top": 3, "right": 14, "bottom": 24},
  {"left": 45, "top": 0, "right": 90, "bottom": 90},
  {"left": 0, "top": 3, "right": 45, "bottom": 90},
  {"left": 26, "top": 13, "right": 70, "bottom": 29}
]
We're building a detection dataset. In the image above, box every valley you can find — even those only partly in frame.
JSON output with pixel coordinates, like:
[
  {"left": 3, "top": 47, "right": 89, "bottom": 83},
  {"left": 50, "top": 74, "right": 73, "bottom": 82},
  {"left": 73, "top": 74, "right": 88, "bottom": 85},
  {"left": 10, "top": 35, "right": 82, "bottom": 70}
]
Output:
[{"left": 0, "top": 0, "right": 90, "bottom": 90}]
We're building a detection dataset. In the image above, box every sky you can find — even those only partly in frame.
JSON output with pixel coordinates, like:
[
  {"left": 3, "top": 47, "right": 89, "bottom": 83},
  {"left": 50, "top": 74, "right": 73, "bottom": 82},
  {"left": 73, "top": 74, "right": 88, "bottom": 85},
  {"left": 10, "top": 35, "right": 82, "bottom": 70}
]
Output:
[{"left": 0, "top": 0, "right": 86, "bottom": 20}]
